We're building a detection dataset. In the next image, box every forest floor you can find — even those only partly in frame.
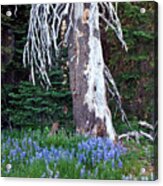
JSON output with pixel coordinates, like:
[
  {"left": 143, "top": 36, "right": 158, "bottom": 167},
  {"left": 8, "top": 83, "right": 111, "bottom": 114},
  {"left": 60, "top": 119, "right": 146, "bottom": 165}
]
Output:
[{"left": 1, "top": 127, "right": 156, "bottom": 180}]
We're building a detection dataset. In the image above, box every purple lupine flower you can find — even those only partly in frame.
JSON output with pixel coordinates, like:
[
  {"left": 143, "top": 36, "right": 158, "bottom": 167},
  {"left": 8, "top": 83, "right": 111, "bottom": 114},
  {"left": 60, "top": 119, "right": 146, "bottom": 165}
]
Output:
[
  {"left": 6, "top": 137, "right": 11, "bottom": 145},
  {"left": 91, "top": 157, "right": 95, "bottom": 166},
  {"left": 106, "top": 138, "right": 112, "bottom": 147},
  {"left": 2, "top": 132, "right": 128, "bottom": 178},
  {"left": 78, "top": 153, "right": 84, "bottom": 163},
  {"left": 20, "top": 151, "right": 26, "bottom": 159},
  {"left": 22, "top": 138, "right": 27, "bottom": 148},
  {"left": 109, "top": 148, "right": 115, "bottom": 159},
  {"left": 69, "top": 152, "right": 73, "bottom": 160},
  {"left": 42, "top": 148, "right": 49, "bottom": 158},
  {"left": 16, "top": 146, "right": 22, "bottom": 153},
  {"left": 14, "top": 140, "right": 19, "bottom": 147},
  {"left": 36, "top": 152, "right": 43, "bottom": 159},
  {"left": 97, "top": 152, "right": 102, "bottom": 162},
  {"left": 83, "top": 142, "right": 90, "bottom": 151},
  {"left": 122, "top": 147, "right": 127, "bottom": 154},
  {"left": 29, "top": 157, "right": 34, "bottom": 164},
  {"left": 26, "top": 159, "right": 29, "bottom": 165},
  {"left": 33, "top": 141, "right": 37, "bottom": 150},
  {"left": 2, "top": 159, "right": 5, "bottom": 164},
  {"left": 28, "top": 138, "right": 32, "bottom": 145},
  {"left": 118, "top": 160, "right": 123, "bottom": 168},
  {"left": 80, "top": 166, "right": 85, "bottom": 178},
  {"left": 112, "top": 159, "right": 115, "bottom": 169},
  {"left": 50, "top": 146, "right": 55, "bottom": 152},
  {"left": 116, "top": 150, "right": 120, "bottom": 160},
  {"left": 10, "top": 149, "right": 17, "bottom": 157},
  {"left": 53, "top": 149, "right": 59, "bottom": 157},
  {"left": 104, "top": 151, "right": 108, "bottom": 161},
  {"left": 87, "top": 170, "right": 91, "bottom": 177},
  {"left": 11, "top": 138, "right": 15, "bottom": 144},
  {"left": 78, "top": 143, "right": 83, "bottom": 151}
]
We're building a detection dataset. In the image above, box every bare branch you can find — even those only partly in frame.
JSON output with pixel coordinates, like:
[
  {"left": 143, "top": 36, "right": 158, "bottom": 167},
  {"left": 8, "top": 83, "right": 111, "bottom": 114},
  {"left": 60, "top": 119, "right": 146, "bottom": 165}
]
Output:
[
  {"left": 14, "top": 5, "right": 18, "bottom": 17},
  {"left": 118, "top": 120, "right": 156, "bottom": 143},
  {"left": 140, "top": 131, "right": 154, "bottom": 142},
  {"left": 104, "top": 65, "right": 131, "bottom": 128},
  {"left": 23, "top": 4, "right": 73, "bottom": 87},
  {"left": 138, "top": 121, "right": 154, "bottom": 131},
  {"left": 64, "top": 4, "right": 74, "bottom": 45},
  {"left": 118, "top": 131, "right": 140, "bottom": 144},
  {"left": 99, "top": 2, "right": 128, "bottom": 51},
  {"left": 118, "top": 130, "right": 154, "bottom": 143},
  {"left": 23, "top": 3, "right": 127, "bottom": 88}
]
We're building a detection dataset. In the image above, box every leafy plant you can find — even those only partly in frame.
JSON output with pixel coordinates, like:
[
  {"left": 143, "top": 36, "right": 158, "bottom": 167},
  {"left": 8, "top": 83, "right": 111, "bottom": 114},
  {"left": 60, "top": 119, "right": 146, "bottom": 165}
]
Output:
[{"left": 1, "top": 128, "right": 155, "bottom": 180}]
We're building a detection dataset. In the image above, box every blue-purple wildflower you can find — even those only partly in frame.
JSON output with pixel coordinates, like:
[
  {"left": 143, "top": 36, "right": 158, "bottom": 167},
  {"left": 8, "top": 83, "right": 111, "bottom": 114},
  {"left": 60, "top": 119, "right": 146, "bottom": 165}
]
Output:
[{"left": 2, "top": 133, "right": 127, "bottom": 178}]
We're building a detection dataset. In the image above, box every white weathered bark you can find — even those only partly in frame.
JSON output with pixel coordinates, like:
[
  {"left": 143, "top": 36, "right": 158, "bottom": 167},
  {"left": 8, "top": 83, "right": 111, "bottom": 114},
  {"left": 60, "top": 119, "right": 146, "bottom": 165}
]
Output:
[
  {"left": 23, "top": 3, "right": 128, "bottom": 140},
  {"left": 83, "top": 3, "right": 116, "bottom": 140},
  {"left": 23, "top": 3, "right": 127, "bottom": 87}
]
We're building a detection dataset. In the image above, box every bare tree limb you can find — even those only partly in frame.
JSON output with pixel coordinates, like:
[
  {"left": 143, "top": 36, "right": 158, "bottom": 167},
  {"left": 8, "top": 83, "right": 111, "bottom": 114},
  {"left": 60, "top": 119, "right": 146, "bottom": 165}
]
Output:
[
  {"left": 23, "top": 4, "right": 73, "bottom": 87},
  {"left": 138, "top": 121, "right": 154, "bottom": 131},
  {"left": 140, "top": 130, "right": 154, "bottom": 142},
  {"left": 118, "top": 120, "right": 156, "bottom": 143},
  {"left": 118, "top": 131, "right": 140, "bottom": 144},
  {"left": 99, "top": 2, "right": 128, "bottom": 51},
  {"left": 23, "top": 3, "right": 127, "bottom": 87},
  {"left": 104, "top": 65, "right": 131, "bottom": 128}
]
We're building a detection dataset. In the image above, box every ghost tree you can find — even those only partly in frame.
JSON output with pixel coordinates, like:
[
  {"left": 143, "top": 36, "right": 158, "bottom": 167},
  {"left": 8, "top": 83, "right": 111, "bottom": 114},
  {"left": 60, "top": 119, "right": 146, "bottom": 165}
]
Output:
[{"left": 23, "top": 2, "right": 130, "bottom": 141}]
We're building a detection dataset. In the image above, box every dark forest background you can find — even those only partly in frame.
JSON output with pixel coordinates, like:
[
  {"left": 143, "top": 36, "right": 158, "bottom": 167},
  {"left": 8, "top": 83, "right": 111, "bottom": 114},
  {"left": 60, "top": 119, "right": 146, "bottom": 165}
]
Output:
[{"left": 1, "top": 2, "right": 157, "bottom": 133}]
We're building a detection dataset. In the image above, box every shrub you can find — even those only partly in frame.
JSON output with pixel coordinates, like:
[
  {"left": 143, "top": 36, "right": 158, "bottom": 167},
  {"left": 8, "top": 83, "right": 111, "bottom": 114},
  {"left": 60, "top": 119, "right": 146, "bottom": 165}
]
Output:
[{"left": 6, "top": 80, "right": 73, "bottom": 129}]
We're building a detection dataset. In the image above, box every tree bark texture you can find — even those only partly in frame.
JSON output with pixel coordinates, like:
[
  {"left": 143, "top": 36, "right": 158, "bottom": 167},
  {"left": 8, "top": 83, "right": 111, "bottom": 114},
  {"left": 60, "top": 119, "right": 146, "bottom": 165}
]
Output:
[{"left": 68, "top": 3, "right": 116, "bottom": 140}]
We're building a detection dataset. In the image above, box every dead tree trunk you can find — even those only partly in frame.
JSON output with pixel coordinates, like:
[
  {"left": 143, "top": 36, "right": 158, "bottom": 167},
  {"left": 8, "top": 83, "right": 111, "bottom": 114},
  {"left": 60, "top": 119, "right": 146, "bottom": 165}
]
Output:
[
  {"left": 23, "top": 3, "right": 128, "bottom": 140},
  {"left": 68, "top": 3, "right": 116, "bottom": 140}
]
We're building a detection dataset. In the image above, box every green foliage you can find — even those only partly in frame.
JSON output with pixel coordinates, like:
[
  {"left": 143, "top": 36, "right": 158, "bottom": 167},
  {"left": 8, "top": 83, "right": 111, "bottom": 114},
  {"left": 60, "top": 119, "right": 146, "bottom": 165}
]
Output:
[
  {"left": 1, "top": 3, "right": 157, "bottom": 181},
  {"left": 1, "top": 84, "right": 15, "bottom": 128},
  {"left": 1, "top": 3, "right": 157, "bottom": 133},
  {"left": 107, "top": 2, "right": 157, "bottom": 124},
  {"left": 44, "top": 129, "right": 87, "bottom": 149},
  {"left": 1, "top": 6, "right": 73, "bottom": 130},
  {"left": 2, "top": 49, "right": 73, "bottom": 129},
  {"left": 1, "top": 128, "right": 155, "bottom": 180},
  {"left": 5, "top": 79, "right": 73, "bottom": 129},
  {"left": 1, "top": 5, "right": 30, "bottom": 83}
]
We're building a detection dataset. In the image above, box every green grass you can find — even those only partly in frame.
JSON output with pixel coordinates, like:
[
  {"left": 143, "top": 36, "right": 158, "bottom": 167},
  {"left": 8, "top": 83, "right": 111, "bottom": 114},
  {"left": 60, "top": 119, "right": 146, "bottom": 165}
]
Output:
[{"left": 1, "top": 127, "right": 156, "bottom": 180}]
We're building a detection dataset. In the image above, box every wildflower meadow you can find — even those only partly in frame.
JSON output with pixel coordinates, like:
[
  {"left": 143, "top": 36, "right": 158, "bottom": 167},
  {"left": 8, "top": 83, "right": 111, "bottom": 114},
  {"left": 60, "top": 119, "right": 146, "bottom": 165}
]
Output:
[{"left": 1, "top": 127, "right": 155, "bottom": 180}]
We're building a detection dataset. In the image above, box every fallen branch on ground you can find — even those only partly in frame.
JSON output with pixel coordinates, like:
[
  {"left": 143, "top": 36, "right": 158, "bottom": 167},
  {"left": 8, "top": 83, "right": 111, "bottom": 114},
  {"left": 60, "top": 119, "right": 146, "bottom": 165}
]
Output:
[
  {"left": 118, "top": 120, "right": 157, "bottom": 143},
  {"left": 138, "top": 121, "right": 154, "bottom": 131}
]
